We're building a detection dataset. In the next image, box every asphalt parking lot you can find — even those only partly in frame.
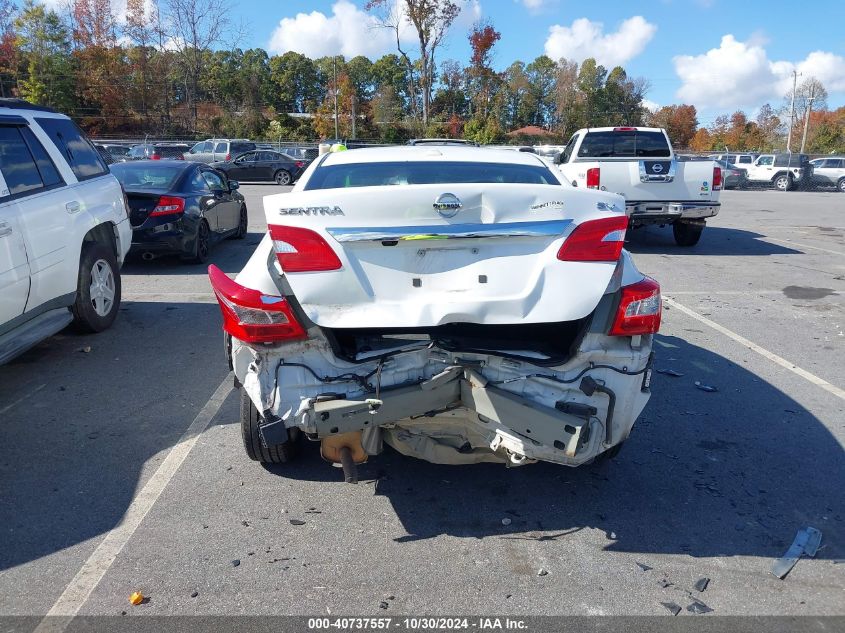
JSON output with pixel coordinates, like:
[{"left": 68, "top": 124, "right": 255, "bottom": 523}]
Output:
[{"left": 1, "top": 185, "right": 843, "bottom": 620}]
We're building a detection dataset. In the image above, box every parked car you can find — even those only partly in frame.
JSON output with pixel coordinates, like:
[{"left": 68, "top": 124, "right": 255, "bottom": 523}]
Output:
[
  {"left": 555, "top": 127, "right": 721, "bottom": 246},
  {"left": 95, "top": 143, "right": 131, "bottom": 162},
  {"left": 211, "top": 150, "right": 308, "bottom": 185},
  {"left": 407, "top": 138, "right": 480, "bottom": 146},
  {"left": 95, "top": 144, "right": 114, "bottom": 165},
  {"left": 710, "top": 152, "right": 757, "bottom": 166},
  {"left": 0, "top": 98, "right": 131, "bottom": 364},
  {"left": 280, "top": 146, "right": 319, "bottom": 161},
  {"left": 209, "top": 146, "right": 659, "bottom": 474},
  {"left": 110, "top": 160, "right": 246, "bottom": 263},
  {"left": 744, "top": 153, "right": 814, "bottom": 191},
  {"left": 715, "top": 159, "right": 747, "bottom": 189},
  {"left": 127, "top": 143, "right": 189, "bottom": 161},
  {"left": 184, "top": 138, "right": 256, "bottom": 164},
  {"left": 809, "top": 157, "right": 845, "bottom": 192},
  {"left": 486, "top": 145, "right": 537, "bottom": 153}
]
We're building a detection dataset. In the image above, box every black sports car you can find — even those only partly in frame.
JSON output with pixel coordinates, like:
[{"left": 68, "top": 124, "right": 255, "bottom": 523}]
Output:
[
  {"left": 110, "top": 161, "right": 247, "bottom": 264},
  {"left": 211, "top": 150, "right": 308, "bottom": 185}
]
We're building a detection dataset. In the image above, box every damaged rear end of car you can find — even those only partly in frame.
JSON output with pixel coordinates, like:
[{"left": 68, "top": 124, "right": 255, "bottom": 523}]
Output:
[{"left": 210, "top": 147, "right": 660, "bottom": 473}]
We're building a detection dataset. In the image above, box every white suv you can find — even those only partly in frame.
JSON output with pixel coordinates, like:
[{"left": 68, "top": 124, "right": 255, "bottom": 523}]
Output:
[{"left": 0, "top": 99, "right": 131, "bottom": 363}]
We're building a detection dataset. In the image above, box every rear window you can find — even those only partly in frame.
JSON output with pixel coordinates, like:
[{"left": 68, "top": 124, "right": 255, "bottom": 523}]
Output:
[
  {"left": 155, "top": 146, "right": 185, "bottom": 158},
  {"left": 110, "top": 163, "right": 184, "bottom": 189},
  {"left": 34, "top": 117, "right": 109, "bottom": 180},
  {"left": 231, "top": 142, "right": 255, "bottom": 154},
  {"left": 578, "top": 130, "right": 670, "bottom": 158},
  {"left": 305, "top": 161, "right": 561, "bottom": 190}
]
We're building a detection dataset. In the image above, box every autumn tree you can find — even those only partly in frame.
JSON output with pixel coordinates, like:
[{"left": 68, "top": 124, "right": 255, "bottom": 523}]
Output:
[
  {"left": 688, "top": 127, "right": 713, "bottom": 152},
  {"left": 313, "top": 71, "right": 355, "bottom": 139},
  {"left": 648, "top": 104, "right": 698, "bottom": 148},
  {"left": 466, "top": 20, "right": 500, "bottom": 118},
  {"left": 367, "top": 0, "right": 461, "bottom": 126},
  {"left": 0, "top": 0, "right": 16, "bottom": 97},
  {"left": 755, "top": 103, "right": 782, "bottom": 150}
]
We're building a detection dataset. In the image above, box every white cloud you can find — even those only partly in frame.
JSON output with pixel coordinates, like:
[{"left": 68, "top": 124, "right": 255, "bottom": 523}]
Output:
[
  {"left": 642, "top": 99, "right": 660, "bottom": 112},
  {"left": 543, "top": 16, "right": 657, "bottom": 67},
  {"left": 520, "top": 0, "right": 546, "bottom": 10},
  {"left": 267, "top": 0, "right": 400, "bottom": 58},
  {"left": 674, "top": 35, "right": 845, "bottom": 109}
]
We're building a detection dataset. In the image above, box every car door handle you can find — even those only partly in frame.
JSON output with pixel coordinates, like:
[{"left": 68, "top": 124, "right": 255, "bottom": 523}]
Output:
[
  {"left": 0, "top": 222, "right": 12, "bottom": 237},
  {"left": 66, "top": 201, "right": 81, "bottom": 214}
]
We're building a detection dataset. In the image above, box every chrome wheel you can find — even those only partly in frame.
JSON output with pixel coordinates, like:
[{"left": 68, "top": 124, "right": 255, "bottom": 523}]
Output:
[
  {"left": 89, "top": 259, "right": 116, "bottom": 317},
  {"left": 275, "top": 170, "right": 291, "bottom": 185}
]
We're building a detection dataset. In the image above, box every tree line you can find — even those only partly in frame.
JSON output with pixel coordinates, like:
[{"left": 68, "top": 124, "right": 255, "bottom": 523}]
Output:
[{"left": 0, "top": 0, "right": 841, "bottom": 152}]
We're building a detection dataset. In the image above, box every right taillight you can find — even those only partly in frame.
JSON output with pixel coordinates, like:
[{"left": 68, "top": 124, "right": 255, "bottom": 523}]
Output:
[
  {"left": 150, "top": 153, "right": 161, "bottom": 160},
  {"left": 208, "top": 265, "right": 306, "bottom": 344},
  {"left": 268, "top": 225, "right": 342, "bottom": 272},
  {"left": 557, "top": 215, "right": 628, "bottom": 262},
  {"left": 586, "top": 167, "right": 600, "bottom": 189},
  {"left": 712, "top": 165, "right": 722, "bottom": 190},
  {"left": 609, "top": 277, "right": 662, "bottom": 336},
  {"left": 149, "top": 195, "right": 185, "bottom": 217}
]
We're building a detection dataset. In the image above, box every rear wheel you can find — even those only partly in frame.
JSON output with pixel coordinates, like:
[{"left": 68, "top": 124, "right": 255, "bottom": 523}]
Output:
[
  {"left": 838, "top": 178, "right": 845, "bottom": 193},
  {"left": 233, "top": 204, "right": 248, "bottom": 239},
  {"left": 673, "top": 221, "right": 703, "bottom": 247},
  {"left": 72, "top": 242, "right": 121, "bottom": 332},
  {"left": 187, "top": 219, "right": 210, "bottom": 264},
  {"left": 774, "top": 174, "right": 793, "bottom": 191},
  {"left": 274, "top": 169, "right": 291, "bottom": 185},
  {"left": 240, "top": 388, "right": 299, "bottom": 463}
]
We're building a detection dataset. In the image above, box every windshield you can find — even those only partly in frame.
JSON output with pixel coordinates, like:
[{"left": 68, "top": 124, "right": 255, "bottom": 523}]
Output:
[
  {"left": 305, "top": 161, "right": 561, "bottom": 190},
  {"left": 578, "top": 130, "right": 671, "bottom": 158},
  {"left": 111, "top": 163, "right": 184, "bottom": 189}
]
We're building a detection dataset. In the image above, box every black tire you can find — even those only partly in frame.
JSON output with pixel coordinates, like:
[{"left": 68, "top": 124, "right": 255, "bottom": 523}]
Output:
[
  {"left": 71, "top": 241, "right": 121, "bottom": 333},
  {"left": 838, "top": 178, "right": 845, "bottom": 193},
  {"left": 240, "top": 388, "right": 298, "bottom": 463},
  {"left": 187, "top": 219, "right": 211, "bottom": 264},
  {"left": 774, "top": 173, "right": 793, "bottom": 191},
  {"left": 274, "top": 169, "right": 291, "bottom": 185},
  {"left": 673, "top": 222, "right": 703, "bottom": 247},
  {"left": 233, "top": 204, "right": 248, "bottom": 239}
]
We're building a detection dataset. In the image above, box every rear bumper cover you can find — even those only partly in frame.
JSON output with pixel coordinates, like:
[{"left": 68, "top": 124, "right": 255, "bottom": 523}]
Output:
[{"left": 627, "top": 201, "right": 720, "bottom": 226}]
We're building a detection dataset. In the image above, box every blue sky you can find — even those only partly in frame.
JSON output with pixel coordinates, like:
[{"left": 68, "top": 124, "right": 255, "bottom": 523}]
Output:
[{"left": 231, "top": 0, "right": 845, "bottom": 123}]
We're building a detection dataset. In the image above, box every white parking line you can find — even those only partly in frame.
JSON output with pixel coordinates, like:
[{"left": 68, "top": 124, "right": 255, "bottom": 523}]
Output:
[
  {"left": 665, "top": 298, "right": 845, "bottom": 402},
  {"left": 33, "top": 375, "right": 233, "bottom": 632},
  {"left": 0, "top": 383, "right": 46, "bottom": 416},
  {"left": 123, "top": 292, "right": 216, "bottom": 303},
  {"left": 763, "top": 236, "right": 845, "bottom": 257}
]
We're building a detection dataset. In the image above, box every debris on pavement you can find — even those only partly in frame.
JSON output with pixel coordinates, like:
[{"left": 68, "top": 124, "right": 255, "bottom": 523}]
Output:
[
  {"left": 537, "top": 568, "right": 549, "bottom": 576},
  {"left": 290, "top": 519, "right": 306, "bottom": 526},
  {"left": 694, "top": 381, "right": 718, "bottom": 392},
  {"left": 636, "top": 562, "right": 653, "bottom": 572},
  {"left": 78, "top": 346, "right": 92, "bottom": 353},
  {"left": 694, "top": 577, "right": 710, "bottom": 592},
  {"left": 129, "top": 592, "right": 144, "bottom": 605},
  {"left": 660, "top": 602, "right": 681, "bottom": 616},
  {"left": 379, "top": 601, "right": 389, "bottom": 609},
  {"left": 231, "top": 559, "right": 240, "bottom": 567},
  {"left": 772, "top": 526, "right": 822, "bottom": 579},
  {"left": 686, "top": 599, "right": 714, "bottom": 614},
  {"left": 501, "top": 518, "right": 512, "bottom": 526},
  {"left": 656, "top": 369, "right": 684, "bottom": 377},
  {"left": 190, "top": 591, "right": 198, "bottom": 598},
  {"left": 659, "top": 578, "right": 673, "bottom": 589}
]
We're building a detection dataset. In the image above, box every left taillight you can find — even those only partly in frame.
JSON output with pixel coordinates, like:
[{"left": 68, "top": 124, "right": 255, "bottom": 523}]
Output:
[
  {"left": 713, "top": 165, "right": 722, "bottom": 190},
  {"left": 557, "top": 215, "right": 628, "bottom": 262},
  {"left": 609, "top": 277, "right": 662, "bottom": 336},
  {"left": 208, "top": 264, "right": 307, "bottom": 344},
  {"left": 269, "top": 225, "right": 342, "bottom": 272},
  {"left": 149, "top": 195, "right": 185, "bottom": 217}
]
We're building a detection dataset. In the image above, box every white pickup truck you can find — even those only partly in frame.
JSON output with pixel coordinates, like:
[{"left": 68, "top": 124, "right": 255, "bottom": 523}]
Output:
[{"left": 556, "top": 127, "right": 721, "bottom": 246}]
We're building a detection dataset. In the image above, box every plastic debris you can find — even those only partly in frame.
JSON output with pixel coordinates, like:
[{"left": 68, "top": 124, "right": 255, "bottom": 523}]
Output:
[
  {"left": 660, "top": 602, "right": 681, "bottom": 616},
  {"left": 636, "top": 562, "right": 653, "bottom": 572},
  {"left": 290, "top": 519, "right": 306, "bottom": 526},
  {"left": 190, "top": 591, "right": 198, "bottom": 598},
  {"left": 772, "top": 526, "right": 822, "bottom": 579},
  {"left": 694, "top": 381, "right": 718, "bottom": 392},
  {"left": 694, "top": 577, "right": 710, "bottom": 592},
  {"left": 501, "top": 518, "right": 512, "bottom": 526},
  {"left": 687, "top": 600, "right": 714, "bottom": 614},
  {"left": 656, "top": 369, "right": 684, "bottom": 377},
  {"left": 537, "top": 568, "right": 549, "bottom": 576},
  {"left": 129, "top": 592, "right": 144, "bottom": 605},
  {"left": 379, "top": 601, "right": 389, "bottom": 610},
  {"left": 78, "top": 346, "right": 92, "bottom": 353},
  {"left": 231, "top": 559, "right": 240, "bottom": 567}
]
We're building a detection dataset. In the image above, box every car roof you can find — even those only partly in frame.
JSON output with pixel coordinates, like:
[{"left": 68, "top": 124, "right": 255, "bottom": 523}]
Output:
[
  {"left": 319, "top": 145, "right": 550, "bottom": 167},
  {"left": 582, "top": 126, "right": 664, "bottom": 133},
  {"left": 112, "top": 160, "right": 195, "bottom": 171},
  {"left": 0, "top": 98, "right": 60, "bottom": 113}
]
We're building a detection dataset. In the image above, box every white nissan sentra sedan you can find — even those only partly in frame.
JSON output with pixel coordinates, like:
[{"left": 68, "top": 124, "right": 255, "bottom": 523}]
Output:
[{"left": 208, "top": 146, "right": 660, "bottom": 477}]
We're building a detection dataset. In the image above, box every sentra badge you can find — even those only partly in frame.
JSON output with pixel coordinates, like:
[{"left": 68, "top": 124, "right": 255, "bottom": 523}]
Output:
[{"left": 279, "top": 206, "right": 345, "bottom": 216}]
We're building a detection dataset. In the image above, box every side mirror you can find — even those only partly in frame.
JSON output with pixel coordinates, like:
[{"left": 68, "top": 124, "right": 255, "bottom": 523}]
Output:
[
  {"left": 229, "top": 180, "right": 240, "bottom": 190},
  {"left": 553, "top": 152, "right": 562, "bottom": 165}
]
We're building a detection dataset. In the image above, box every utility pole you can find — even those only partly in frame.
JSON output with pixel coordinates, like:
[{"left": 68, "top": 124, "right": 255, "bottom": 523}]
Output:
[
  {"left": 800, "top": 84, "right": 815, "bottom": 153},
  {"left": 786, "top": 70, "right": 800, "bottom": 152},
  {"left": 333, "top": 56, "right": 339, "bottom": 139},
  {"left": 351, "top": 94, "right": 356, "bottom": 139}
]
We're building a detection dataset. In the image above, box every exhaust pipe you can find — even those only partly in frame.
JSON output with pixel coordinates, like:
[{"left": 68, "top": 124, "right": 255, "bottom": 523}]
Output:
[{"left": 141, "top": 252, "right": 156, "bottom": 261}]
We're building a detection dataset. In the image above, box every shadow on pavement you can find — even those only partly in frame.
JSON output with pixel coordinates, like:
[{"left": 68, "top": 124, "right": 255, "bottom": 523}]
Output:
[
  {"left": 0, "top": 301, "right": 231, "bottom": 571},
  {"left": 626, "top": 226, "right": 802, "bottom": 256},
  {"left": 264, "top": 333, "right": 845, "bottom": 559},
  {"left": 121, "top": 231, "right": 264, "bottom": 276}
]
